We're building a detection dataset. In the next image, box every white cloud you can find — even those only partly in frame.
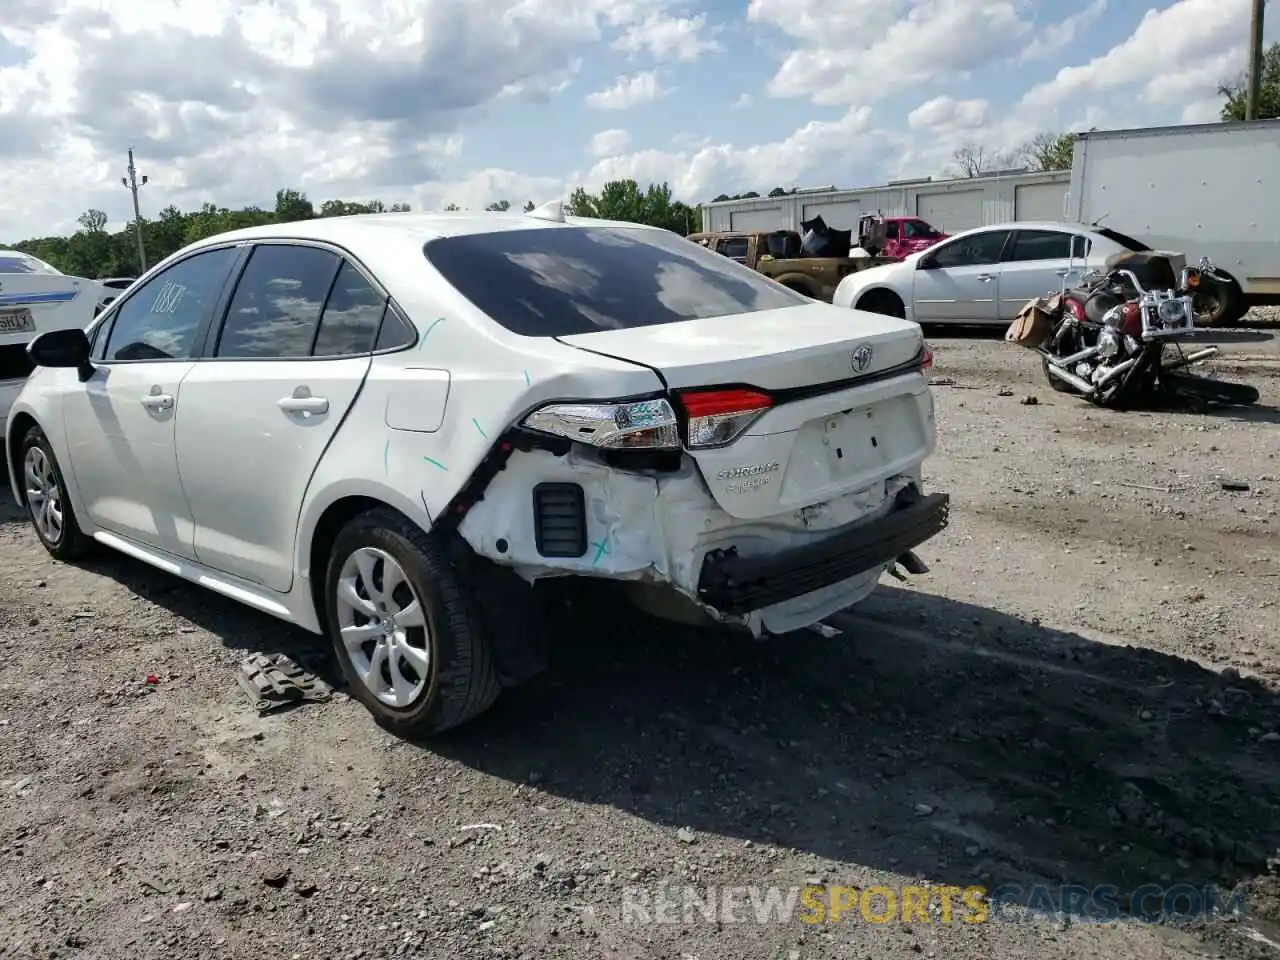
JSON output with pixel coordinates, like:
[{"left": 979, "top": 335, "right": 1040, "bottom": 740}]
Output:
[
  {"left": 907, "top": 96, "right": 989, "bottom": 132},
  {"left": 1017, "top": 0, "right": 1108, "bottom": 62},
  {"left": 590, "top": 128, "right": 632, "bottom": 157},
  {"left": 0, "top": 0, "right": 1273, "bottom": 241},
  {"left": 585, "top": 70, "right": 668, "bottom": 109},
  {"left": 1019, "top": 0, "right": 1252, "bottom": 112},
  {"left": 748, "top": 0, "right": 1033, "bottom": 106},
  {"left": 613, "top": 11, "right": 722, "bottom": 61},
  {"left": 577, "top": 106, "right": 876, "bottom": 200}
]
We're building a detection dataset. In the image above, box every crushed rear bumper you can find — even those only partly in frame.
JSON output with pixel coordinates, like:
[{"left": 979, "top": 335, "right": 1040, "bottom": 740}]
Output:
[{"left": 695, "top": 486, "right": 950, "bottom": 615}]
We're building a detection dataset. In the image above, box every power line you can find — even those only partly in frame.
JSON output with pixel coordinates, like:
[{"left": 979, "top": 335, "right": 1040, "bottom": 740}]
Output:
[{"left": 121, "top": 148, "right": 149, "bottom": 273}]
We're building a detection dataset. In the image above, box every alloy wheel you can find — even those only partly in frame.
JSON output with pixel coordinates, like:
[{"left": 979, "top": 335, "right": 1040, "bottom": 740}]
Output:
[
  {"left": 23, "top": 446, "right": 63, "bottom": 544},
  {"left": 334, "top": 547, "right": 431, "bottom": 708}
]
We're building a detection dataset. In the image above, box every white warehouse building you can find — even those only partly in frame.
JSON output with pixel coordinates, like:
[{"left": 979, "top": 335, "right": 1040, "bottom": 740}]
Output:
[{"left": 700, "top": 168, "right": 1072, "bottom": 235}]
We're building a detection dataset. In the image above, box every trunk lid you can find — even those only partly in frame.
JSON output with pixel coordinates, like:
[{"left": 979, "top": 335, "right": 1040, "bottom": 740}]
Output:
[
  {"left": 556, "top": 303, "right": 936, "bottom": 520},
  {"left": 0, "top": 275, "right": 100, "bottom": 348}
]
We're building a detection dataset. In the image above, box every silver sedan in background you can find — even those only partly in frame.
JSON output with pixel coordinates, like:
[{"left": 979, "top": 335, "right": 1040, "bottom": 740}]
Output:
[{"left": 832, "top": 221, "right": 1162, "bottom": 325}]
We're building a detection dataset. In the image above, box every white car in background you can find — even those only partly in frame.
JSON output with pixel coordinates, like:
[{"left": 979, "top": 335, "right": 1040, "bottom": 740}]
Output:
[
  {"left": 832, "top": 221, "right": 1170, "bottom": 325},
  {"left": 1, "top": 250, "right": 114, "bottom": 422},
  {"left": 6, "top": 206, "right": 949, "bottom": 735}
]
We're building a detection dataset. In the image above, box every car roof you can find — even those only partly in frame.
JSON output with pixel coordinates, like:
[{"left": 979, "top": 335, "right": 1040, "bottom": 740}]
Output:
[
  {"left": 960, "top": 220, "right": 1100, "bottom": 235},
  {"left": 185, "top": 210, "right": 671, "bottom": 253}
]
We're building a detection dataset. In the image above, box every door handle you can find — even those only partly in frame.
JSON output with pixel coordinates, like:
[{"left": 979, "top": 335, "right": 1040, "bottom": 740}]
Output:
[
  {"left": 140, "top": 393, "right": 173, "bottom": 411},
  {"left": 278, "top": 394, "right": 329, "bottom": 415},
  {"left": 977, "top": 274, "right": 994, "bottom": 282}
]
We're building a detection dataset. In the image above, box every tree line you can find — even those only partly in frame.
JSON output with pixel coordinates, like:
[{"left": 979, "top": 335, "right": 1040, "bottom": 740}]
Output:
[{"left": 5, "top": 181, "right": 703, "bottom": 280}]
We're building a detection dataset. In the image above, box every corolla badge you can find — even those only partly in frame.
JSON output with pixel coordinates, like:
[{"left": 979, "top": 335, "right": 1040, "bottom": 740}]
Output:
[{"left": 851, "top": 344, "right": 874, "bottom": 373}]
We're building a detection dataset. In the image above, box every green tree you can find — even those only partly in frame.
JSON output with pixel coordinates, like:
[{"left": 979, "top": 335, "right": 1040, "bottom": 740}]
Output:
[
  {"left": 443, "top": 203, "right": 461, "bottom": 211},
  {"left": 485, "top": 200, "right": 511, "bottom": 211},
  {"left": 274, "top": 188, "right": 315, "bottom": 221},
  {"left": 77, "top": 209, "right": 108, "bottom": 232},
  {"left": 522, "top": 200, "right": 535, "bottom": 212},
  {"left": 767, "top": 186, "right": 787, "bottom": 197},
  {"left": 1220, "top": 41, "right": 1280, "bottom": 120},
  {"left": 1017, "top": 131, "right": 1080, "bottom": 171}
]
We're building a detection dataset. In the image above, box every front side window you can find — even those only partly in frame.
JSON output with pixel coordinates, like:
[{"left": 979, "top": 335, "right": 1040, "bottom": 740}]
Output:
[
  {"left": 423, "top": 225, "right": 807, "bottom": 337},
  {"left": 928, "top": 230, "right": 1010, "bottom": 268},
  {"left": 101, "top": 247, "right": 238, "bottom": 362},
  {"left": 903, "top": 220, "right": 942, "bottom": 239},
  {"left": 216, "top": 245, "right": 342, "bottom": 358}
]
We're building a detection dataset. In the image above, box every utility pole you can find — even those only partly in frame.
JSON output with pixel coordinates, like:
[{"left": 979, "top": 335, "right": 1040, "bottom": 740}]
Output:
[
  {"left": 121, "top": 148, "right": 149, "bottom": 273},
  {"left": 1245, "top": 0, "right": 1265, "bottom": 120}
]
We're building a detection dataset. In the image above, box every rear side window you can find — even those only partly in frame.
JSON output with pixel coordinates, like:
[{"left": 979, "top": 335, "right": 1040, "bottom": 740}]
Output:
[
  {"left": 1008, "top": 230, "right": 1089, "bottom": 261},
  {"left": 216, "top": 245, "right": 341, "bottom": 358},
  {"left": 718, "top": 237, "right": 749, "bottom": 261},
  {"left": 423, "top": 225, "right": 807, "bottom": 337},
  {"left": 312, "top": 262, "right": 387, "bottom": 357}
]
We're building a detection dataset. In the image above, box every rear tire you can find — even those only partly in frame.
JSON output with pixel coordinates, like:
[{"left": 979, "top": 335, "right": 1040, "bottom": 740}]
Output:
[
  {"left": 856, "top": 290, "right": 906, "bottom": 319},
  {"left": 19, "top": 426, "right": 93, "bottom": 562},
  {"left": 323, "top": 508, "right": 502, "bottom": 736}
]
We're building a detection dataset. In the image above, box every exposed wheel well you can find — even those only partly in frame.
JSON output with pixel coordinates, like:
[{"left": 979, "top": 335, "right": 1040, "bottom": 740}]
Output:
[
  {"left": 306, "top": 495, "right": 402, "bottom": 624},
  {"left": 856, "top": 288, "right": 906, "bottom": 318},
  {"left": 5, "top": 411, "right": 37, "bottom": 505}
]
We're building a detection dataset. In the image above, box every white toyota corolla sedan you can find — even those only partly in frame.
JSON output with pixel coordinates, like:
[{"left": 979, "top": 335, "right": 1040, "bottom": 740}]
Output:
[{"left": 5, "top": 205, "right": 949, "bottom": 734}]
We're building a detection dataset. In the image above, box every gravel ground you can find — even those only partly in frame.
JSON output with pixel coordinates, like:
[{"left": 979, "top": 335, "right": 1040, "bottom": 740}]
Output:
[{"left": 1, "top": 314, "right": 1279, "bottom": 960}]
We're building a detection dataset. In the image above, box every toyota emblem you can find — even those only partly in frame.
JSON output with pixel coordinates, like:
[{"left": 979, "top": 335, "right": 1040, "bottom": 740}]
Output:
[{"left": 851, "top": 344, "right": 874, "bottom": 373}]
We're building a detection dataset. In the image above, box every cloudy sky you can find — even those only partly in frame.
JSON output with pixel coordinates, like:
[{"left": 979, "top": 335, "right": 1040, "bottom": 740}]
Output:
[{"left": 0, "top": 0, "right": 1275, "bottom": 240}]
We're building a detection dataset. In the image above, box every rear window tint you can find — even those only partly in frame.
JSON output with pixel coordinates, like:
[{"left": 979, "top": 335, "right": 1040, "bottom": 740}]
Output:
[{"left": 422, "top": 225, "right": 807, "bottom": 337}]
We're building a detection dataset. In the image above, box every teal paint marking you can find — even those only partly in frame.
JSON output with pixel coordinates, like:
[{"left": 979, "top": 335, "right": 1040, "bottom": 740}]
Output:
[
  {"left": 419, "top": 317, "right": 445, "bottom": 346},
  {"left": 590, "top": 534, "right": 611, "bottom": 566},
  {"left": 523, "top": 369, "right": 531, "bottom": 386},
  {"left": 472, "top": 418, "right": 487, "bottom": 438},
  {"left": 422, "top": 456, "right": 447, "bottom": 470}
]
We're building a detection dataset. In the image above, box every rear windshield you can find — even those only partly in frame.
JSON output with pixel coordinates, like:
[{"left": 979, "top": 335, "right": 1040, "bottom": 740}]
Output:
[
  {"left": 423, "top": 225, "right": 807, "bottom": 337},
  {"left": 0, "top": 253, "right": 61, "bottom": 275},
  {"left": 1096, "top": 227, "right": 1150, "bottom": 252}
]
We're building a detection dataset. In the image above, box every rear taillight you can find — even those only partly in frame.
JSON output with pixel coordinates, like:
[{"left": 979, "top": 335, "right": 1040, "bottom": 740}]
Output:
[
  {"left": 921, "top": 343, "right": 933, "bottom": 372},
  {"left": 1065, "top": 298, "right": 1086, "bottom": 322},
  {"left": 522, "top": 398, "right": 680, "bottom": 449},
  {"left": 676, "top": 388, "right": 772, "bottom": 448}
]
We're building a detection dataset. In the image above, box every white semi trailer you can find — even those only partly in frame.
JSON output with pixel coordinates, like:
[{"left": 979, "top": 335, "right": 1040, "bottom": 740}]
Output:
[{"left": 1067, "top": 119, "right": 1280, "bottom": 325}]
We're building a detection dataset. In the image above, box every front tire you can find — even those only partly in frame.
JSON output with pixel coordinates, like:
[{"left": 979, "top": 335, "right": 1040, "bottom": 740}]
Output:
[
  {"left": 856, "top": 289, "right": 906, "bottom": 319},
  {"left": 323, "top": 509, "right": 501, "bottom": 736},
  {"left": 19, "top": 426, "right": 92, "bottom": 561}
]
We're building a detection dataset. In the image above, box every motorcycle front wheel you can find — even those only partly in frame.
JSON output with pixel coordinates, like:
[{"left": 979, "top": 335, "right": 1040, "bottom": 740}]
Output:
[{"left": 1162, "top": 370, "right": 1259, "bottom": 406}]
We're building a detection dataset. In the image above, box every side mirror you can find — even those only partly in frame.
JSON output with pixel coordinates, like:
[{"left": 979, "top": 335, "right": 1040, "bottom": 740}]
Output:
[
  {"left": 917, "top": 257, "right": 937, "bottom": 270},
  {"left": 27, "top": 328, "right": 94, "bottom": 382}
]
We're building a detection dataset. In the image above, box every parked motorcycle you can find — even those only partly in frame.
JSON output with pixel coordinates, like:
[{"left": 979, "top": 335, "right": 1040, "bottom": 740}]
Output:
[{"left": 1005, "top": 251, "right": 1259, "bottom": 411}]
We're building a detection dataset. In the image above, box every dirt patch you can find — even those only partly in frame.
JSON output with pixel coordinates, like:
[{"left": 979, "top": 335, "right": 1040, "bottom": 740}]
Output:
[{"left": 2, "top": 332, "right": 1280, "bottom": 959}]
